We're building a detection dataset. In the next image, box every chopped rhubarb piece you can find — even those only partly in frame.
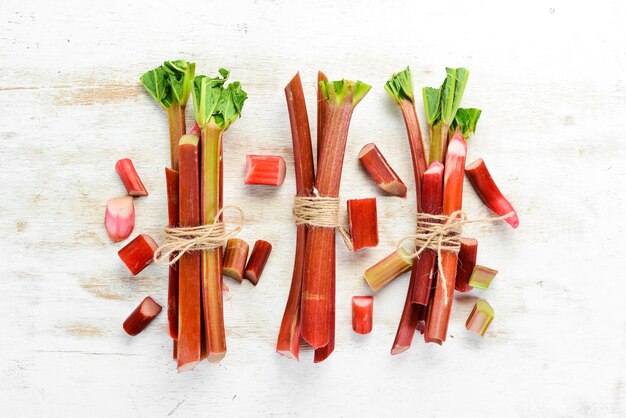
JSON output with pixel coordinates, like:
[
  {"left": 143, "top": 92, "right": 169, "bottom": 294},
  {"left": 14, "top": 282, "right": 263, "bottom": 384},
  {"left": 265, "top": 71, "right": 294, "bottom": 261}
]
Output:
[
  {"left": 105, "top": 196, "right": 135, "bottom": 243},
  {"left": 455, "top": 238, "right": 478, "bottom": 292},
  {"left": 465, "top": 158, "right": 519, "bottom": 229},
  {"left": 244, "top": 155, "right": 287, "bottom": 186},
  {"left": 347, "top": 198, "right": 378, "bottom": 251},
  {"left": 426, "top": 133, "right": 467, "bottom": 345},
  {"left": 277, "top": 73, "right": 315, "bottom": 361},
  {"left": 352, "top": 296, "right": 374, "bottom": 334},
  {"left": 358, "top": 143, "right": 407, "bottom": 197},
  {"left": 223, "top": 238, "right": 250, "bottom": 282},
  {"left": 466, "top": 299, "right": 494, "bottom": 336},
  {"left": 115, "top": 158, "right": 148, "bottom": 196},
  {"left": 123, "top": 296, "right": 162, "bottom": 336},
  {"left": 118, "top": 234, "right": 158, "bottom": 275},
  {"left": 468, "top": 265, "right": 498, "bottom": 289},
  {"left": 364, "top": 248, "right": 413, "bottom": 292},
  {"left": 244, "top": 240, "right": 272, "bottom": 285},
  {"left": 177, "top": 134, "right": 202, "bottom": 371}
]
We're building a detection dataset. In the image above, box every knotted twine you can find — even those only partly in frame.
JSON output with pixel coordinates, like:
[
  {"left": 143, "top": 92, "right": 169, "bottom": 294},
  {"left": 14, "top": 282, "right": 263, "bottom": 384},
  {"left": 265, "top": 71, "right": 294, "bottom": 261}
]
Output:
[
  {"left": 153, "top": 205, "right": 245, "bottom": 266},
  {"left": 292, "top": 196, "right": 354, "bottom": 251},
  {"left": 397, "top": 210, "right": 514, "bottom": 297}
]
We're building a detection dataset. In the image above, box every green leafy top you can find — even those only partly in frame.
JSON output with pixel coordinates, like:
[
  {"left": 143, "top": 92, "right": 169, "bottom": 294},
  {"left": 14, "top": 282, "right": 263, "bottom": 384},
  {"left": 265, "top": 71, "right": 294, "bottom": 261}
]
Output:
[
  {"left": 451, "top": 108, "right": 481, "bottom": 139},
  {"left": 140, "top": 60, "right": 196, "bottom": 110},
  {"left": 320, "top": 79, "right": 371, "bottom": 107},
  {"left": 422, "top": 87, "right": 441, "bottom": 126},
  {"left": 192, "top": 68, "right": 247, "bottom": 130},
  {"left": 439, "top": 67, "right": 469, "bottom": 125},
  {"left": 384, "top": 66, "right": 414, "bottom": 104}
]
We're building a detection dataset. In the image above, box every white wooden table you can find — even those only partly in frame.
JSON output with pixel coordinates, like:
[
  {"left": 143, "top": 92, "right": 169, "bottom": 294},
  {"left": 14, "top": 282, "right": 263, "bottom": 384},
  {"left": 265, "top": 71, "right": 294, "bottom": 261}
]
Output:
[{"left": 1, "top": 0, "right": 625, "bottom": 416}]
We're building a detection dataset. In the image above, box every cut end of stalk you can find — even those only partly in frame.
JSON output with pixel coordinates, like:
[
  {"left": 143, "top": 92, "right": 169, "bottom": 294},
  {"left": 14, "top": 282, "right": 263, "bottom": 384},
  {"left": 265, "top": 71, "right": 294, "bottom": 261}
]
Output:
[
  {"left": 390, "top": 345, "right": 410, "bottom": 355},
  {"left": 468, "top": 265, "right": 498, "bottom": 290},
  {"left": 105, "top": 196, "right": 135, "bottom": 242},
  {"left": 177, "top": 361, "right": 198, "bottom": 373},
  {"left": 466, "top": 299, "right": 494, "bottom": 336},
  {"left": 207, "top": 352, "right": 226, "bottom": 363},
  {"left": 364, "top": 248, "right": 413, "bottom": 292},
  {"left": 244, "top": 155, "right": 287, "bottom": 186},
  {"left": 277, "top": 349, "right": 299, "bottom": 361}
]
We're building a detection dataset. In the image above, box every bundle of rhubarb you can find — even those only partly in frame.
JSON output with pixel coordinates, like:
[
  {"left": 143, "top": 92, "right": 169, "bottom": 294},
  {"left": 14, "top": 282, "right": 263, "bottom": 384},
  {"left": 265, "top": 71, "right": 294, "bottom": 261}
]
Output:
[
  {"left": 277, "top": 73, "right": 371, "bottom": 362},
  {"left": 362, "top": 66, "right": 518, "bottom": 353},
  {"left": 140, "top": 62, "right": 249, "bottom": 370}
]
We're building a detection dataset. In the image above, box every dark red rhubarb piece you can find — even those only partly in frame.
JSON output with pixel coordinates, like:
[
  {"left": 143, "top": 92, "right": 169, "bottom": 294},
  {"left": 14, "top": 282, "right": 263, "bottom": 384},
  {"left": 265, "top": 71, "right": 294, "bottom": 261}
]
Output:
[
  {"left": 465, "top": 158, "right": 519, "bottom": 228},
  {"left": 165, "top": 168, "right": 179, "bottom": 340},
  {"left": 358, "top": 143, "right": 407, "bottom": 197},
  {"left": 352, "top": 296, "right": 374, "bottom": 334},
  {"left": 244, "top": 240, "right": 272, "bottom": 285},
  {"left": 115, "top": 158, "right": 148, "bottom": 196},
  {"left": 455, "top": 238, "right": 477, "bottom": 292},
  {"left": 177, "top": 134, "right": 202, "bottom": 371},
  {"left": 277, "top": 73, "right": 315, "bottom": 361},
  {"left": 123, "top": 296, "right": 162, "bottom": 336},
  {"left": 347, "top": 198, "right": 378, "bottom": 251},
  {"left": 244, "top": 155, "right": 287, "bottom": 186},
  {"left": 118, "top": 234, "right": 158, "bottom": 275}
]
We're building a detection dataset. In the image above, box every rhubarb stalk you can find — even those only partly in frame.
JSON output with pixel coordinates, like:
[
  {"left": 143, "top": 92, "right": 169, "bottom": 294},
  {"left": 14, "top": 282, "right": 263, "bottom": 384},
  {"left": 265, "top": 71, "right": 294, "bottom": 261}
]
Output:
[
  {"left": 301, "top": 78, "right": 371, "bottom": 348},
  {"left": 165, "top": 168, "right": 180, "bottom": 339},
  {"left": 277, "top": 73, "right": 315, "bottom": 360},
  {"left": 364, "top": 248, "right": 413, "bottom": 292},
  {"left": 193, "top": 69, "right": 247, "bottom": 362},
  {"left": 140, "top": 60, "right": 195, "bottom": 170},
  {"left": 177, "top": 134, "right": 202, "bottom": 371},
  {"left": 465, "top": 158, "right": 519, "bottom": 229},
  {"left": 455, "top": 237, "right": 477, "bottom": 292},
  {"left": 423, "top": 68, "right": 469, "bottom": 163},
  {"left": 385, "top": 67, "right": 428, "bottom": 198},
  {"left": 425, "top": 133, "right": 467, "bottom": 344}
]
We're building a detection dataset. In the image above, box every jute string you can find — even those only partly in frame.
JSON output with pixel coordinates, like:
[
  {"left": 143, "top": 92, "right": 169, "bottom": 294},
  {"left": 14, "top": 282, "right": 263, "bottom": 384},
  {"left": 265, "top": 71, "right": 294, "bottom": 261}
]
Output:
[
  {"left": 293, "top": 196, "right": 353, "bottom": 251},
  {"left": 397, "top": 210, "right": 514, "bottom": 296},
  {"left": 153, "top": 205, "right": 245, "bottom": 266}
]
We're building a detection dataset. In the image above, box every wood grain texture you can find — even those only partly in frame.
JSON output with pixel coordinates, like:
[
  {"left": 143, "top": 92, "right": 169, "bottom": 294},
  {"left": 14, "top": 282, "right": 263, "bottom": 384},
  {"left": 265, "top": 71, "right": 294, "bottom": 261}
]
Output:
[{"left": 1, "top": 0, "right": 625, "bottom": 416}]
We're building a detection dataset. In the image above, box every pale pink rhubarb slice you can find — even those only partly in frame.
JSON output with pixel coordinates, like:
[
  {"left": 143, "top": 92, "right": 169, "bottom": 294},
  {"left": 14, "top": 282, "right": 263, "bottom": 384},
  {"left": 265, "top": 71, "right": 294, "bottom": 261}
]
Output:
[{"left": 105, "top": 196, "right": 135, "bottom": 242}]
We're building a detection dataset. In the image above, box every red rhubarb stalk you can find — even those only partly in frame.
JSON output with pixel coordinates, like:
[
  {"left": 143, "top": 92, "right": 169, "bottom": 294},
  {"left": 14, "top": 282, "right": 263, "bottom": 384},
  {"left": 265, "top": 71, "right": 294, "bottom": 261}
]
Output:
[
  {"left": 301, "top": 78, "right": 371, "bottom": 348},
  {"left": 177, "top": 134, "right": 202, "bottom": 371},
  {"left": 347, "top": 198, "right": 378, "bottom": 251},
  {"left": 165, "top": 168, "right": 180, "bottom": 339},
  {"left": 358, "top": 143, "right": 407, "bottom": 197},
  {"left": 410, "top": 161, "right": 444, "bottom": 305},
  {"left": 105, "top": 196, "right": 135, "bottom": 242},
  {"left": 244, "top": 155, "right": 287, "bottom": 186},
  {"left": 352, "top": 296, "right": 374, "bottom": 334},
  {"left": 118, "top": 234, "right": 158, "bottom": 275},
  {"left": 313, "top": 249, "right": 335, "bottom": 363},
  {"left": 244, "top": 240, "right": 272, "bottom": 285},
  {"left": 123, "top": 296, "right": 162, "bottom": 336},
  {"left": 317, "top": 71, "right": 328, "bottom": 167},
  {"left": 277, "top": 73, "right": 315, "bottom": 360},
  {"left": 115, "top": 158, "right": 148, "bottom": 197},
  {"left": 425, "top": 133, "right": 467, "bottom": 345},
  {"left": 223, "top": 238, "right": 249, "bottom": 282},
  {"left": 384, "top": 67, "right": 428, "bottom": 199},
  {"left": 193, "top": 69, "right": 247, "bottom": 362},
  {"left": 465, "top": 158, "right": 519, "bottom": 229},
  {"left": 455, "top": 237, "right": 477, "bottom": 292}
]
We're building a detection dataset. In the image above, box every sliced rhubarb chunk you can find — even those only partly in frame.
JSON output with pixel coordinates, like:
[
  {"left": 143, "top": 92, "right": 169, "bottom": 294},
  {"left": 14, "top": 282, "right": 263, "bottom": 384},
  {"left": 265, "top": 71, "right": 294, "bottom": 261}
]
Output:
[
  {"left": 352, "top": 296, "right": 374, "bottom": 334},
  {"left": 244, "top": 155, "right": 286, "bottom": 186},
  {"left": 455, "top": 238, "right": 478, "bottom": 292},
  {"left": 468, "top": 265, "right": 498, "bottom": 290},
  {"left": 466, "top": 299, "right": 494, "bottom": 336},
  {"left": 358, "top": 143, "right": 407, "bottom": 197},
  {"left": 105, "top": 196, "right": 135, "bottom": 243},
  {"left": 223, "top": 238, "right": 250, "bottom": 282},
  {"left": 364, "top": 248, "right": 413, "bottom": 292},
  {"left": 115, "top": 158, "right": 148, "bottom": 196},
  {"left": 347, "top": 198, "right": 378, "bottom": 251},
  {"left": 118, "top": 234, "right": 158, "bottom": 275},
  {"left": 244, "top": 240, "right": 272, "bottom": 285},
  {"left": 123, "top": 296, "right": 162, "bottom": 336}
]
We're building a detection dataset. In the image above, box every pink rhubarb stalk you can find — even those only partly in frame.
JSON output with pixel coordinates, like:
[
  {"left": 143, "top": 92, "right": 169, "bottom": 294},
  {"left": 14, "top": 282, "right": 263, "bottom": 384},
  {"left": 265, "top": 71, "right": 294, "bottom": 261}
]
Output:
[
  {"left": 105, "top": 196, "right": 135, "bottom": 242},
  {"left": 425, "top": 133, "right": 467, "bottom": 345},
  {"left": 465, "top": 158, "right": 519, "bottom": 228}
]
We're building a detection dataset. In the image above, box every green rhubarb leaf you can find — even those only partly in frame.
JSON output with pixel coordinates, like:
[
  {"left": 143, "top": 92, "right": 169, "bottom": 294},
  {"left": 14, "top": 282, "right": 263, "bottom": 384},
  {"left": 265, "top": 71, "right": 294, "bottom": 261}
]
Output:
[
  {"left": 192, "top": 69, "right": 247, "bottom": 130},
  {"left": 163, "top": 60, "right": 196, "bottom": 106},
  {"left": 140, "top": 66, "right": 173, "bottom": 110},
  {"left": 451, "top": 108, "right": 482, "bottom": 139},
  {"left": 320, "top": 79, "right": 371, "bottom": 107},
  {"left": 440, "top": 67, "right": 469, "bottom": 125},
  {"left": 422, "top": 87, "right": 441, "bottom": 126},
  {"left": 384, "top": 66, "right": 414, "bottom": 104}
]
